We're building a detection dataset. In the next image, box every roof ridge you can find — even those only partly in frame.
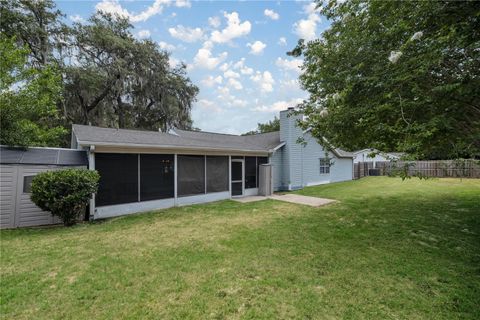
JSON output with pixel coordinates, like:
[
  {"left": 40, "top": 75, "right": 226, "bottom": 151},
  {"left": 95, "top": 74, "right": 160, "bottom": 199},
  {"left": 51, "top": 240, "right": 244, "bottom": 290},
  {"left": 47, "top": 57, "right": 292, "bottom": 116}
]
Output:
[
  {"left": 73, "top": 124, "right": 173, "bottom": 135},
  {"left": 174, "top": 128, "right": 242, "bottom": 137}
]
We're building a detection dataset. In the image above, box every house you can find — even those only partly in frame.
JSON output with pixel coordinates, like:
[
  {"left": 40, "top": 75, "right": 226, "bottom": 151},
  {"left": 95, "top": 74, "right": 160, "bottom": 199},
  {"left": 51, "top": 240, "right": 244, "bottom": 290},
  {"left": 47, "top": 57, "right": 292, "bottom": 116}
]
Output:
[
  {"left": 353, "top": 148, "right": 403, "bottom": 167},
  {"left": 70, "top": 108, "right": 353, "bottom": 220},
  {"left": 0, "top": 146, "right": 88, "bottom": 228}
]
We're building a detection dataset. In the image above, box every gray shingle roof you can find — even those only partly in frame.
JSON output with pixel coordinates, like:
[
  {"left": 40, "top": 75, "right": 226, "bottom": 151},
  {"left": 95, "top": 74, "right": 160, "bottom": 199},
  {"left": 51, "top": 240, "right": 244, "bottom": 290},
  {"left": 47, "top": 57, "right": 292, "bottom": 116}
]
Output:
[
  {"left": 72, "top": 124, "right": 282, "bottom": 153},
  {"left": 0, "top": 146, "right": 88, "bottom": 166}
]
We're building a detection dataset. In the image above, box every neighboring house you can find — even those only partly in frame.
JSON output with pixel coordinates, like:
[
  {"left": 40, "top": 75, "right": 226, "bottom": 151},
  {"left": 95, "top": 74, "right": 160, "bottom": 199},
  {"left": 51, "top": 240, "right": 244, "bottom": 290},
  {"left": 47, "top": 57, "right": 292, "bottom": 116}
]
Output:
[
  {"left": 71, "top": 108, "right": 354, "bottom": 220},
  {"left": 353, "top": 148, "right": 403, "bottom": 167},
  {"left": 0, "top": 147, "right": 88, "bottom": 228}
]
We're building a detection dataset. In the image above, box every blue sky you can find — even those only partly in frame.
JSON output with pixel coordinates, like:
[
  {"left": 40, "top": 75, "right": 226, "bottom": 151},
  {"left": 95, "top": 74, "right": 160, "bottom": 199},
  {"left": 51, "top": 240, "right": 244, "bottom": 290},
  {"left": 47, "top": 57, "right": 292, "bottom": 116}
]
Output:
[{"left": 56, "top": 0, "right": 329, "bottom": 134}]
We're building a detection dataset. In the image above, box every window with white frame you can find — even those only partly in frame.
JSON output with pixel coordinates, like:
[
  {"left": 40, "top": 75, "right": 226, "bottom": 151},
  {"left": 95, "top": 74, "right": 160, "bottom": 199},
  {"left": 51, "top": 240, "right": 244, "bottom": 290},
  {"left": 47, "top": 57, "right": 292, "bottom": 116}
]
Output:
[{"left": 319, "top": 158, "right": 330, "bottom": 174}]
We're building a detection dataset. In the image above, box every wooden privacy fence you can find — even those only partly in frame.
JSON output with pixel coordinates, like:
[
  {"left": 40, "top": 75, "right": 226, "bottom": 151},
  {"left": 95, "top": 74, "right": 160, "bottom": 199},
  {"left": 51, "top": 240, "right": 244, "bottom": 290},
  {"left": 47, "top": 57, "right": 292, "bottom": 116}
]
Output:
[{"left": 354, "top": 159, "right": 480, "bottom": 179}]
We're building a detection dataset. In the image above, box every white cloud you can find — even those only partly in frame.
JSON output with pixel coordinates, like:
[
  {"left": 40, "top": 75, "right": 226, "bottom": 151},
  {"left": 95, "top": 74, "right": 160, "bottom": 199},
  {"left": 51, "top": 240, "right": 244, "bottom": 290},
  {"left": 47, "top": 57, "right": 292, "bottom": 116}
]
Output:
[
  {"left": 276, "top": 57, "right": 303, "bottom": 73},
  {"left": 70, "top": 14, "right": 86, "bottom": 23},
  {"left": 175, "top": 0, "right": 191, "bottom": 8},
  {"left": 136, "top": 29, "right": 151, "bottom": 39},
  {"left": 197, "top": 99, "right": 222, "bottom": 113},
  {"left": 224, "top": 69, "right": 240, "bottom": 79},
  {"left": 264, "top": 9, "right": 279, "bottom": 20},
  {"left": 227, "top": 78, "right": 243, "bottom": 90},
  {"left": 95, "top": 0, "right": 189, "bottom": 23},
  {"left": 219, "top": 62, "right": 231, "bottom": 72},
  {"left": 208, "top": 16, "right": 221, "bottom": 28},
  {"left": 254, "top": 98, "right": 304, "bottom": 112},
  {"left": 201, "top": 75, "right": 223, "bottom": 87},
  {"left": 211, "top": 12, "right": 251, "bottom": 44},
  {"left": 278, "top": 37, "right": 287, "bottom": 46},
  {"left": 233, "top": 58, "right": 253, "bottom": 75},
  {"left": 293, "top": 3, "right": 321, "bottom": 41},
  {"left": 158, "top": 41, "right": 176, "bottom": 51},
  {"left": 247, "top": 41, "right": 267, "bottom": 55},
  {"left": 168, "top": 57, "right": 181, "bottom": 68},
  {"left": 168, "top": 25, "right": 204, "bottom": 43},
  {"left": 193, "top": 41, "right": 228, "bottom": 69},
  {"left": 250, "top": 71, "right": 275, "bottom": 93}
]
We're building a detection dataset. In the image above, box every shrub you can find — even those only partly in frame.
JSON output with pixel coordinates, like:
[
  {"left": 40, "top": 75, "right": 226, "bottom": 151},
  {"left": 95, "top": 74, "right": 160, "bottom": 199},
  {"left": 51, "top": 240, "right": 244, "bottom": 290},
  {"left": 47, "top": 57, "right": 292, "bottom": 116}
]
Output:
[{"left": 31, "top": 169, "right": 99, "bottom": 226}]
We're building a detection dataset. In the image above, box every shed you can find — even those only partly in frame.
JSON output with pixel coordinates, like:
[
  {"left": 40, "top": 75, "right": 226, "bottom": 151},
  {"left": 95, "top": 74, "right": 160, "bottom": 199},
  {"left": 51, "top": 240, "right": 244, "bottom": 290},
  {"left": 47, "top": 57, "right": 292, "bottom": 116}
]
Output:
[{"left": 0, "top": 146, "right": 88, "bottom": 229}]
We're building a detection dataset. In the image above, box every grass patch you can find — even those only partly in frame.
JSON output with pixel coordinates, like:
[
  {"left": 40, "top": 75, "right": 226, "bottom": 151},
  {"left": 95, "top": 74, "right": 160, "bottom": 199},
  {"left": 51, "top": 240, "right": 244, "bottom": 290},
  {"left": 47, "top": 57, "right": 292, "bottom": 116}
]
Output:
[{"left": 1, "top": 177, "right": 479, "bottom": 319}]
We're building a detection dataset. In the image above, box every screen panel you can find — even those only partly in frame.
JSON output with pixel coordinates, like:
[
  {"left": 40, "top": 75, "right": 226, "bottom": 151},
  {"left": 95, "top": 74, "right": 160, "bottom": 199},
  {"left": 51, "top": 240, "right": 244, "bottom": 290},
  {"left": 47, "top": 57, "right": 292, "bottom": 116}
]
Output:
[
  {"left": 96, "top": 153, "right": 138, "bottom": 206},
  {"left": 231, "top": 161, "right": 242, "bottom": 181},
  {"left": 177, "top": 155, "right": 205, "bottom": 197},
  {"left": 140, "top": 154, "right": 174, "bottom": 201},
  {"left": 206, "top": 156, "right": 229, "bottom": 193},
  {"left": 257, "top": 157, "right": 268, "bottom": 187},
  {"left": 245, "top": 156, "right": 257, "bottom": 189}
]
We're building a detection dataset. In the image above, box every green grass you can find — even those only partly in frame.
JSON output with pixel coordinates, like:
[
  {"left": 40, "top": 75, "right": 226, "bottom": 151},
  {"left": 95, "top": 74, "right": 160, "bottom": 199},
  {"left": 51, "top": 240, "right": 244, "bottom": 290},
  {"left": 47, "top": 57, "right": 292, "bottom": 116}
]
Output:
[{"left": 1, "top": 177, "right": 479, "bottom": 319}]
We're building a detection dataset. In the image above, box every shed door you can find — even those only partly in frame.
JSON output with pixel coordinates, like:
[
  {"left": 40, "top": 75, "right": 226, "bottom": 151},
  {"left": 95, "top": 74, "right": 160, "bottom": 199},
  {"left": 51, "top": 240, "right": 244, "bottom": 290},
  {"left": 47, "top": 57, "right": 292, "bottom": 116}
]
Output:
[{"left": 0, "top": 165, "right": 17, "bottom": 229}]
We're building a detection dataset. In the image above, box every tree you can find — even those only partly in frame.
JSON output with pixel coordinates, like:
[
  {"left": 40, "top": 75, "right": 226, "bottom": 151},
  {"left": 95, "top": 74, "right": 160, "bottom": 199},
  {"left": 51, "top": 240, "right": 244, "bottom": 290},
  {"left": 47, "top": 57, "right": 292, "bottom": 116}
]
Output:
[
  {"left": 0, "top": 0, "right": 68, "bottom": 68},
  {"left": 64, "top": 12, "right": 198, "bottom": 131},
  {"left": 0, "top": 36, "right": 66, "bottom": 147},
  {"left": 2, "top": 1, "right": 199, "bottom": 143},
  {"left": 243, "top": 116, "right": 280, "bottom": 135},
  {"left": 291, "top": 0, "right": 480, "bottom": 159}
]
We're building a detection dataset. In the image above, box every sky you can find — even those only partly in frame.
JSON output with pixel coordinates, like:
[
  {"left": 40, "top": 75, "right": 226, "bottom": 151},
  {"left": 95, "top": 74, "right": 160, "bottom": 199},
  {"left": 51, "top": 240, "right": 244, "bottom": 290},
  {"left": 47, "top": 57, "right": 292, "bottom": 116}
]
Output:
[{"left": 56, "top": 0, "right": 330, "bottom": 134}]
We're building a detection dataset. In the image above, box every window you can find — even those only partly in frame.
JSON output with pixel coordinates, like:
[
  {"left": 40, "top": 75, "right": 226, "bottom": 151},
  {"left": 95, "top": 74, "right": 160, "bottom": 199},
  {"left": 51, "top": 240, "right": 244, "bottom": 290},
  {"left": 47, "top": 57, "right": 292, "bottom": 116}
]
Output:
[
  {"left": 177, "top": 155, "right": 205, "bottom": 197},
  {"left": 206, "top": 156, "right": 229, "bottom": 193},
  {"left": 95, "top": 153, "right": 139, "bottom": 206},
  {"left": 320, "top": 158, "right": 330, "bottom": 174},
  {"left": 245, "top": 157, "right": 257, "bottom": 189},
  {"left": 140, "top": 154, "right": 174, "bottom": 201},
  {"left": 23, "top": 175, "right": 34, "bottom": 193}
]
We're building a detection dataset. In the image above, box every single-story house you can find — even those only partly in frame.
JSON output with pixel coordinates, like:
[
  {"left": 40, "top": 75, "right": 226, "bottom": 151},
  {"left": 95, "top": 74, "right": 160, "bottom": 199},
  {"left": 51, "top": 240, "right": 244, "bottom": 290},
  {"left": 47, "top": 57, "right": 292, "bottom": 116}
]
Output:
[
  {"left": 353, "top": 148, "right": 404, "bottom": 167},
  {"left": 71, "top": 108, "right": 354, "bottom": 220}
]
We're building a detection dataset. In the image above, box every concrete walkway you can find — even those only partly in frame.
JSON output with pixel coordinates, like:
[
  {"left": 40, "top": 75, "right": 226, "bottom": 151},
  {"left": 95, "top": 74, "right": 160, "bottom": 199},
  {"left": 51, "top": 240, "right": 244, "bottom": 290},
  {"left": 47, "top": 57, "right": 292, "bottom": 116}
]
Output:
[{"left": 233, "top": 194, "right": 336, "bottom": 207}]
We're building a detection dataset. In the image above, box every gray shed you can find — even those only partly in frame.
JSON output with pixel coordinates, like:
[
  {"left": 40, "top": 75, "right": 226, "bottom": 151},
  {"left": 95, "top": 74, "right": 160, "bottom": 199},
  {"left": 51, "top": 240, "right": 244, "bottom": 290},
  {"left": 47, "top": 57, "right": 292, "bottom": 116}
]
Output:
[{"left": 0, "top": 146, "right": 88, "bottom": 229}]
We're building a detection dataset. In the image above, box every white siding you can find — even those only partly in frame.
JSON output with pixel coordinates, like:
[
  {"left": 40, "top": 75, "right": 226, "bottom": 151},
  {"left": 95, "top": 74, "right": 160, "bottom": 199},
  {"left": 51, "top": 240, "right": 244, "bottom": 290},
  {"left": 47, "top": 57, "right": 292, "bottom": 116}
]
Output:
[
  {"left": 0, "top": 165, "right": 17, "bottom": 228},
  {"left": 0, "top": 165, "right": 81, "bottom": 229},
  {"left": 301, "top": 133, "right": 353, "bottom": 186}
]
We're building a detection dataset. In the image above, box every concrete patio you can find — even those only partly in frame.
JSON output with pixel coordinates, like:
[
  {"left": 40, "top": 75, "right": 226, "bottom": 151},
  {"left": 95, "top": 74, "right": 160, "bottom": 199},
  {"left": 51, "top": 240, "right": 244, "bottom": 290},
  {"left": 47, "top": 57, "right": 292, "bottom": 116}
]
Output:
[{"left": 233, "top": 194, "right": 337, "bottom": 207}]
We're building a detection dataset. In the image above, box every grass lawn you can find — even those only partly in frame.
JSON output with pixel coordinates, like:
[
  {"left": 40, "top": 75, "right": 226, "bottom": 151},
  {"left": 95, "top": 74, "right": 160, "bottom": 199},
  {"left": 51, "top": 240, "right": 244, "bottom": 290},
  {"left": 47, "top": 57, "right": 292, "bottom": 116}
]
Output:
[{"left": 1, "top": 177, "right": 479, "bottom": 319}]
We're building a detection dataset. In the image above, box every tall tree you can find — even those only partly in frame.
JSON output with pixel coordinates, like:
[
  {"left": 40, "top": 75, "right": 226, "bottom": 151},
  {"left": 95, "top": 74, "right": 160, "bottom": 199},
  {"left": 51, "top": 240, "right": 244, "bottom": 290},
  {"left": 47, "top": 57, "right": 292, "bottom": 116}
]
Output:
[
  {"left": 243, "top": 116, "right": 280, "bottom": 135},
  {"left": 291, "top": 0, "right": 480, "bottom": 159},
  {"left": 0, "top": 36, "right": 66, "bottom": 146},
  {"left": 65, "top": 12, "right": 198, "bottom": 131},
  {"left": 0, "top": 0, "right": 68, "bottom": 68}
]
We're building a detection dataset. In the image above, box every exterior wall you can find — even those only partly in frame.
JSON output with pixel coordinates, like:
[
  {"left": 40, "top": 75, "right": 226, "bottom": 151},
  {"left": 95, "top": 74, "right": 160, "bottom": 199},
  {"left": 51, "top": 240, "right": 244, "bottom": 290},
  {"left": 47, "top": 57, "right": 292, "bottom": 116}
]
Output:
[
  {"left": 301, "top": 133, "right": 353, "bottom": 186},
  {"left": 279, "top": 109, "right": 304, "bottom": 190},
  {"left": 353, "top": 150, "right": 400, "bottom": 164},
  {"left": 91, "top": 150, "right": 264, "bottom": 219},
  {"left": 0, "top": 165, "right": 82, "bottom": 229},
  {"left": 270, "top": 149, "right": 284, "bottom": 191}
]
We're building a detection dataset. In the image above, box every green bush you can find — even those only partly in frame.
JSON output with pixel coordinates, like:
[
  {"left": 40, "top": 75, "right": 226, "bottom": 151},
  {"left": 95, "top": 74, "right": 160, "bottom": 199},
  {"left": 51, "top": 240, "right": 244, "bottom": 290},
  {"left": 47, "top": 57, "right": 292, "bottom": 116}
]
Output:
[{"left": 31, "top": 169, "right": 99, "bottom": 226}]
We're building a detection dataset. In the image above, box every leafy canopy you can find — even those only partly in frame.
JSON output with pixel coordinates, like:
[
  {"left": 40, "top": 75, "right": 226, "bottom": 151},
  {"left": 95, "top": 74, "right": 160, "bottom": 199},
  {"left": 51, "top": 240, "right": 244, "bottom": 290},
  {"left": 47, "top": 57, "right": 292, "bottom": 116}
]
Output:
[
  {"left": 0, "top": 35, "right": 66, "bottom": 147},
  {"left": 243, "top": 116, "right": 280, "bottom": 135},
  {"left": 291, "top": 0, "right": 480, "bottom": 160}
]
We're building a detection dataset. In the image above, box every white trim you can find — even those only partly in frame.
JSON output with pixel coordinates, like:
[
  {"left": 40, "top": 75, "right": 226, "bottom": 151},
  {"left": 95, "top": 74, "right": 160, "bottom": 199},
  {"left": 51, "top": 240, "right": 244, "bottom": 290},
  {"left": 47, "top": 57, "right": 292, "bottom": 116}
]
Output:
[
  {"left": 244, "top": 188, "right": 258, "bottom": 196},
  {"left": 78, "top": 140, "right": 270, "bottom": 154},
  {"left": 228, "top": 155, "right": 232, "bottom": 197},
  {"left": 231, "top": 158, "right": 244, "bottom": 197},
  {"left": 174, "top": 154, "right": 178, "bottom": 206},
  {"left": 270, "top": 142, "right": 286, "bottom": 152},
  {"left": 88, "top": 150, "right": 95, "bottom": 218},
  {"left": 137, "top": 154, "right": 141, "bottom": 202},
  {"left": 177, "top": 191, "right": 230, "bottom": 206},
  {"left": 95, "top": 198, "right": 175, "bottom": 219}
]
